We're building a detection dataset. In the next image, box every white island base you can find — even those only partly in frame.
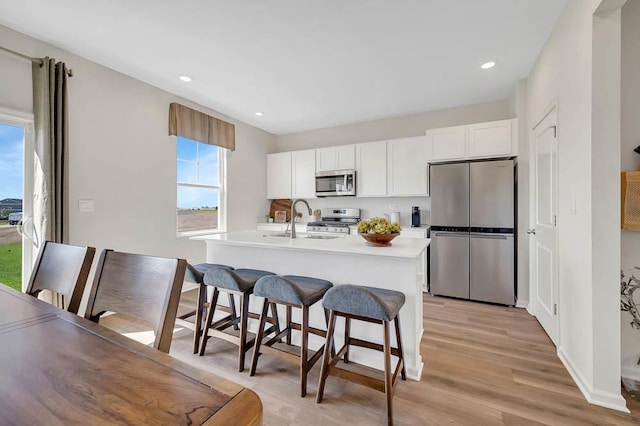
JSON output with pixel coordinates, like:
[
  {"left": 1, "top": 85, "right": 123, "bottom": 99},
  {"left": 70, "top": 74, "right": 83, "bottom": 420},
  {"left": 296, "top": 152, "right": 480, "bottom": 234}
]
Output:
[{"left": 193, "top": 231, "right": 429, "bottom": 381}]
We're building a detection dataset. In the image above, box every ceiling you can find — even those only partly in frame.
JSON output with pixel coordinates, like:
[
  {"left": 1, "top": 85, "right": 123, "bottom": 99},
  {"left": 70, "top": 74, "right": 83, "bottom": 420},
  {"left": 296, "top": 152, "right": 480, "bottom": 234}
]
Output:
[{"left": 0, "top": 0, "right": 567, "bottom": 135}]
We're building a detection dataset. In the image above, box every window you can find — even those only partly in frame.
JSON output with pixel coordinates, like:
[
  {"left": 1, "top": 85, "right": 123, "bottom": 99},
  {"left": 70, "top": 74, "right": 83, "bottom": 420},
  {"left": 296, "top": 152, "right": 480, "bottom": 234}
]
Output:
[{"left": 176, "top": 136, "right": 225, "bottom": 233}]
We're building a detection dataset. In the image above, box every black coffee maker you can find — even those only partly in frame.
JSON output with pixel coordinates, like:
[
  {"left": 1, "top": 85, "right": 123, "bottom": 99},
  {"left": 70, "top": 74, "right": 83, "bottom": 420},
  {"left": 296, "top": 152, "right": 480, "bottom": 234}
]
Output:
[{"left": 411, "top": 206, "right": 420, "bottom": 227}]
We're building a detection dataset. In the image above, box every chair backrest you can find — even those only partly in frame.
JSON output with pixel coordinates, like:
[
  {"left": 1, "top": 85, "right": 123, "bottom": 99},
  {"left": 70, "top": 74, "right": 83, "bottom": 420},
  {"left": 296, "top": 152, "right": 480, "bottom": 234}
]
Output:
[
  {"left": 84, "top": 249, "right": 187, "bottom": 353},
  {"left": 26, "top": 241, "right": 96, "bottom": 314}
]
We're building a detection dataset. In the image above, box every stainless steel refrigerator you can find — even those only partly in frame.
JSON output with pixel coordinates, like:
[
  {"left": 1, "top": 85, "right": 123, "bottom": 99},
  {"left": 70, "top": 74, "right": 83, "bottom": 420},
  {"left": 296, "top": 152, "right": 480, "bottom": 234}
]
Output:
[{"left": 429, "top": 159, "right": 516, "bottom": 305}]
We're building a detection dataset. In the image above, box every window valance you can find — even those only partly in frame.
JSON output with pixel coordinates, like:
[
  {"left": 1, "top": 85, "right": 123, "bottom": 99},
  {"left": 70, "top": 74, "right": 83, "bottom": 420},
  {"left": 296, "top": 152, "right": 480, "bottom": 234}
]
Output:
[{"left": 169, "top": 103, "right": 235, "bottom": 151}]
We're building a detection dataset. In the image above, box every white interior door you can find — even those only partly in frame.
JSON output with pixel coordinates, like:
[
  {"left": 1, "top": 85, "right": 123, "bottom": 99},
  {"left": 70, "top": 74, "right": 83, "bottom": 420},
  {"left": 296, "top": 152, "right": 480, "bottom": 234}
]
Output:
[{"left": 529, "top": 107, "right": 559, "bottom": 345}]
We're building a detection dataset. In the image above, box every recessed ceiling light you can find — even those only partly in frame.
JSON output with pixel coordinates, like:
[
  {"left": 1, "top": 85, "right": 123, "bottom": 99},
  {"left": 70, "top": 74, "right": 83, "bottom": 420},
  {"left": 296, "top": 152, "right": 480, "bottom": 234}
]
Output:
[
  {"left": 254, "top": 112, "right": 264, "bottom": 116},
  {"left": 481, "top": 61, "right": 496, "bottom": 69},
  {"left": 178, "top": 75, "right": 192, "bottom": 82}
]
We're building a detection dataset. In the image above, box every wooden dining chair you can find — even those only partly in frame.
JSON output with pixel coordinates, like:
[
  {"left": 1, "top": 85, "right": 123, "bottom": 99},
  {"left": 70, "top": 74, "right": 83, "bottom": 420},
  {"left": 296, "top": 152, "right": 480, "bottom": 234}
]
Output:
[
  {"left": 84, "top": 249, "right": 187, "bottom": 353},
  {"left": 25, "top": 241, "right": 96, "bottom": 314}
]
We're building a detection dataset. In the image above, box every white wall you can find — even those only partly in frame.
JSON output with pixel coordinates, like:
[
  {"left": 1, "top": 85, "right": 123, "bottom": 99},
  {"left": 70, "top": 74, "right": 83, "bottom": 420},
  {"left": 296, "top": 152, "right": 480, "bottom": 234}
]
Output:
[
  {"left": 0, "top": 24, "right": 276, "bottom": 267},
  {"left": 621, "top": 0, "right": 640, "bottom": 378},
  {"left": 526, "top": 0, "right": 626, "bottom": 411}
]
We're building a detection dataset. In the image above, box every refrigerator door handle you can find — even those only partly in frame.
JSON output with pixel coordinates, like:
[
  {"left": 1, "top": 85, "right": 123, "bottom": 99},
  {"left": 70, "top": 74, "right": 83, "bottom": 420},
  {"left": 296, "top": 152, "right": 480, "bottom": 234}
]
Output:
[
  {"left": 469, "top": 233, "right": 511, "bottom": 239},
  {"left": 433, "top": 232, "right": 469, "bottom": 237}
]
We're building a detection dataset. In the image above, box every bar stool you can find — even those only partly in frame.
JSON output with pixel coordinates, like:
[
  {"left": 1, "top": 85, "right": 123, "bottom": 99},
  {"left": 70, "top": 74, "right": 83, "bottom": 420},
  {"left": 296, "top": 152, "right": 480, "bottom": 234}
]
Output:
[
  {"left": 249, "top": 275, "right": 333, "bottom": 397},
  {"left": 199, "top": 267, "right": 276, "bottom": 372},
  {"left": 316, "top": 285, "right": 406, "bottom": 426},
  {"left": 180, "top": 263, "right": 236, "bottom": 354}
]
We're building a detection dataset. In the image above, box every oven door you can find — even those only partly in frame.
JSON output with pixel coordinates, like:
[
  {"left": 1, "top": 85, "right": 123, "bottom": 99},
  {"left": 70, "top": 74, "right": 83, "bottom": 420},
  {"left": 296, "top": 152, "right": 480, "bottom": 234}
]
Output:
[{"left": 315, "top": 170, "right": 356, "bottom": 197}]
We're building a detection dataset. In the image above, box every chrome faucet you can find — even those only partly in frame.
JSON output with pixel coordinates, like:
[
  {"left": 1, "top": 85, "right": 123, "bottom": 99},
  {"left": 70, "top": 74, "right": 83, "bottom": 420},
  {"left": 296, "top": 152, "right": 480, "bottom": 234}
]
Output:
[{"left": 290, "top": 199, "right": 312, "bottom": 239}]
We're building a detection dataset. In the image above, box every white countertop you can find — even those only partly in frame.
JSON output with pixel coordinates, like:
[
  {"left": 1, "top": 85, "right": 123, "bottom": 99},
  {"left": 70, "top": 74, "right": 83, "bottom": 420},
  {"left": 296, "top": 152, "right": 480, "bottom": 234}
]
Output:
[{"left": 192, "top": 230, "right": 429, "bottom": 259}]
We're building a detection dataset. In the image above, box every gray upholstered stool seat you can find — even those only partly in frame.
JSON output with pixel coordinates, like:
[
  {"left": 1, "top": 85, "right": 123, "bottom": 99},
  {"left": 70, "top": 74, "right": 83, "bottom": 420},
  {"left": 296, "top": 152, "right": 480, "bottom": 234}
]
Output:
[
  {"left": 322, "top": 285, "right": 405, "bottom": 321},
  {"left": 185, "top": 263, "right": 234, "bottom": 284},
  {"left": 250, "top": 274, "right": 334, "bottom": 397},
  {"left": 178, "top": 263, "right": 235, "bottom": 354},
  {"left": 204, "top": 268, "right": 274, "bottom": 292},
  {"left": 253, "top": 275, "right": 333, "bottom": 307},
  {"left": 317, "top": 284, "right": 406, "bottom": 425},
  {"left": 199, "top": 267, "right": 276, "bottom": 372}
]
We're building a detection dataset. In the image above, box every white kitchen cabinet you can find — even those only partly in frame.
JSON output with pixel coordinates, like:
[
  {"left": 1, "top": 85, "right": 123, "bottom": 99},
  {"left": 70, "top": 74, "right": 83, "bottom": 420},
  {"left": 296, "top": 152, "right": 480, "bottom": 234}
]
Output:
[
  {"left": 355, "top": 141, "right": 387, "bottom": 197},
  {"left": 291, "top": 149, "right": 316, "bottom": 199},
  {"left": 427, "top": 125, "right": 467, "bottom": 162},
  {"left": 316, "top": 145, "right": 356, "bottom": 172},
  {"left": 427, "top": 119, "right": 517, "bottom": 163},
  {"left": 467, "top": 119, "right": 515, "bottom": 158},
  {"left": 266, "top": 152, "right": 292, "bottom": 199},
  {"left": 387, "top": 136, "right": 430, "bottom": 196}
]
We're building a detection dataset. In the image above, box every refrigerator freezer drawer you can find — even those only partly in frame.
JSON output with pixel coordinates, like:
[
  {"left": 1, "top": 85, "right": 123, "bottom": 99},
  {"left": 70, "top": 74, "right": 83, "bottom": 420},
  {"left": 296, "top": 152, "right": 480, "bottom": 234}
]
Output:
[
  {"left": 430, "top": 232, "right": 469, "bottom": 299},
  {"left": 469, "top": 234, "right": 515, "bottom": 305}
]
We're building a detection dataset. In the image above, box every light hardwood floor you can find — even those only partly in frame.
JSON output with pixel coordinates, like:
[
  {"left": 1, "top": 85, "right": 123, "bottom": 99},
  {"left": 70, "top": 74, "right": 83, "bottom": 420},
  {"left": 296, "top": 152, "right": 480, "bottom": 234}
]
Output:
[{"left": 107, "top": 291, "right": 640, "bottom": 425}]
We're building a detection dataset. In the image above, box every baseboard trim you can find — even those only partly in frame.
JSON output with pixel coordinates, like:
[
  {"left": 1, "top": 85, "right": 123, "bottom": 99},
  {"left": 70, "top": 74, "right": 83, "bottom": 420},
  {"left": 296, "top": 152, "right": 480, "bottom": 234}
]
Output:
[
  {"left": 557, "top": 348, "right": 629, "bottom": 413},
  {"left": 515, "top": 299, "right": 529, "bottom": 309},
  {"left": 622, "top": 355, "right": 640, "bottom": 381}
]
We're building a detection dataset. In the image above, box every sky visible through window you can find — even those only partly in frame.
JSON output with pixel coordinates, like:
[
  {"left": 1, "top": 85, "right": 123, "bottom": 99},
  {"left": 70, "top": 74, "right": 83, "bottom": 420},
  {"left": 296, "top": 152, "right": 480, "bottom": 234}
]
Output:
[
  {"left": 0, "top": 123, "right": 23, "bottom": 201},
  {"left": 176, "top": 136, "right": 219, "bottom": 209}
]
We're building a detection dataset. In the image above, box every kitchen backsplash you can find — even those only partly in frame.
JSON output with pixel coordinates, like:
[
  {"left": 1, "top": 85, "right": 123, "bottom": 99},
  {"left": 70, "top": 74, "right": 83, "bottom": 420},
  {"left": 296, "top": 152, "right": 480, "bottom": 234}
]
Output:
[{"left": 300, "top": 197, "right": 431, "bottom": 227}]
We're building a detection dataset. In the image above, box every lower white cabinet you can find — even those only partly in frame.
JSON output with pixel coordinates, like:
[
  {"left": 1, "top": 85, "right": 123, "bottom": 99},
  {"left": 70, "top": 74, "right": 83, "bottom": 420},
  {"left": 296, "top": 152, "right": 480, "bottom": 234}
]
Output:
[
  {"left": 266, "top": 152, "right": 292, "bottom": 199},
  {"left": 387, "top": 136, "right": 430, "bottom": 196}
]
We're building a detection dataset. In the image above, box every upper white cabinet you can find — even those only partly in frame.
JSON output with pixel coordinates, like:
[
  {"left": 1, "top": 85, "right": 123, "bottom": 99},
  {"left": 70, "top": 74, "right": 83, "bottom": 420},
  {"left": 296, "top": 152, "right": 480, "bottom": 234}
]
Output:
[
  {"left": 266, "top": 152, "right": 292, "bottom": 199},
  {"left": 355, "top": 141, "right": 387, "bottom": 197},
  {"left": 427, "top": 125, "right": 467, "bottom": 161},
  {"left": 427, "top": 119, "right": 517, "bottom": 163},
  {"left": 316, "top": 145, "right": 356, "bottom": 171},
  {"left": 467, "top": 119, "right": 515, "bottom": 158},
  {"left": 291, "top": 149, "right": 317, "bottom": 198},
  {"left": 387, "top": 136, "right": 430, "bottom": 196}
]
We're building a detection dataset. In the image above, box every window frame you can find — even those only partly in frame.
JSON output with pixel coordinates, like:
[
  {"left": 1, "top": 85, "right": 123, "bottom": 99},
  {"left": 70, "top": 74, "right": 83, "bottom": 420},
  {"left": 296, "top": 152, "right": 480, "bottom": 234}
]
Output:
[{"left": 175, "top": 136, "right": 226, "bottom": 236}]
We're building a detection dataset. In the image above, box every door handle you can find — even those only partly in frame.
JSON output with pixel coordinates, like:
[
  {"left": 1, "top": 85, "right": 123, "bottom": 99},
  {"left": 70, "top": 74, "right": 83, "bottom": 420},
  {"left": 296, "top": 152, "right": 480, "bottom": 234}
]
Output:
[{"left": 526, "top": 228, "right": 536, "bottom": 235}]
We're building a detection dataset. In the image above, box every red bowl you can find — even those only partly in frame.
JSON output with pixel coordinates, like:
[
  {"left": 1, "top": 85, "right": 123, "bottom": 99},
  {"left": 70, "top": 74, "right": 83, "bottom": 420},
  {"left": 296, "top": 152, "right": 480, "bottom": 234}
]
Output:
[{"left": 359, "top": 233, "right": 399, "bottom": 247}]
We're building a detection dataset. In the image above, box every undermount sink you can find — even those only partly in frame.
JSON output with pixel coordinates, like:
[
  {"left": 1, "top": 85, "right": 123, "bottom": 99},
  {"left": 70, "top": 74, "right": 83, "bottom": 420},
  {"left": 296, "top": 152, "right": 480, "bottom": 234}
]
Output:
[{"left": 262, "top": 233, "right": 342, "bottom": 240}]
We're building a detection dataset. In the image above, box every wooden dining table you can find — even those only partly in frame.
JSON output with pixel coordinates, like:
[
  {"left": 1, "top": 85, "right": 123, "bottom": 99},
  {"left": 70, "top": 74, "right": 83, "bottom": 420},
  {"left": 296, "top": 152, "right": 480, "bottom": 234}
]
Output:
[{"left": 0, "top": 284, "right": 262, "bottom": 425}]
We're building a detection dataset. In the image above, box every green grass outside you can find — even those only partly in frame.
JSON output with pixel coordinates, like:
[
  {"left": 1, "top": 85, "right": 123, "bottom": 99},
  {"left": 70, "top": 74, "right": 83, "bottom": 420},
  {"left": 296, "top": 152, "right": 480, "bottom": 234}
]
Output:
[
  {"left": 0, "top": 242, "right": 21, "bottom": 291},
  {"left": 0, "top": 220, "right": 7, "bottom": 225}
]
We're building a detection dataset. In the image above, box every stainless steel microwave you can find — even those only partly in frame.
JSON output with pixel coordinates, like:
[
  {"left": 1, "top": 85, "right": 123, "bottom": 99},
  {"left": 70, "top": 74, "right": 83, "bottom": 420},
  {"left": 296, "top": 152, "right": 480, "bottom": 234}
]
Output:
[{"left": 315, "top": 170, "right": 356, "bottom": 197}]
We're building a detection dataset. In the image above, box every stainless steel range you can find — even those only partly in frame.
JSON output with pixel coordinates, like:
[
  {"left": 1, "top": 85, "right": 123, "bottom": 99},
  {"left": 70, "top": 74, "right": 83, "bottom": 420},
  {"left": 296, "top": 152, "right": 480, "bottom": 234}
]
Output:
[{"left": 306, "top": 208, "right": 360, "bottom": 235}]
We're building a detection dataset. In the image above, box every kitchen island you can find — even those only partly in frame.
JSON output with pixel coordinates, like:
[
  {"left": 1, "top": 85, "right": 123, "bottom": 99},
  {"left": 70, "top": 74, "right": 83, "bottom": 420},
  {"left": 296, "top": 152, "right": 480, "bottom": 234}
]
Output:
[{"left": 192, "top": 230, "right": 429, "bottom": 381}]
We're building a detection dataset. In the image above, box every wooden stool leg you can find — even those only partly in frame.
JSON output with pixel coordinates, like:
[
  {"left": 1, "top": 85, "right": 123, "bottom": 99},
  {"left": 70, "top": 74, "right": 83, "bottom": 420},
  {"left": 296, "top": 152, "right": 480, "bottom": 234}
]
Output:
[
  {"left": 228, "top": 293, "right": 239, "bottom": 331},
  {"left": 344, "top": 316, "right": 351, "bottom": 363},
  {"left": 383, "top": 320, "right": 393, "bottom": 426},
  {"left": 193, "top": 283, "right": 207, "bottom": 354},
  {"left": 300, "top": 306, "right": 309, "bottom": 397},
  {"left": 250, "top": 299, "right": 270, "bottom": 376},
  {"left": 199, "top": 287, "right": 220, "bottom": 356},
  {"left": 394, "top": 315, "right": 406, "bottom": 381},
  {"left": 285, "top": 305, "right": 292, "bottom": 345},
  {"left": 324, "top": 308, "right": 335, "bottom": 357},
  {"left": 238, "top": 292, "right": 250, "bottom": 372},
  {"left": 316, "top": 310, "right": 336, "bottom": 403},
  {"left": 270, "top": 302, "right": 281, "bottom": 337}
]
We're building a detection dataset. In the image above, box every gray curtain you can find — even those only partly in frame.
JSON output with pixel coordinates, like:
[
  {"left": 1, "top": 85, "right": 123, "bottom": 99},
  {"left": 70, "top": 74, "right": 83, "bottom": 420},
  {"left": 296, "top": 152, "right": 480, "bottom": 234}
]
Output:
[{"left": 32, "top": 57, "right": 68, "bottom": 247}]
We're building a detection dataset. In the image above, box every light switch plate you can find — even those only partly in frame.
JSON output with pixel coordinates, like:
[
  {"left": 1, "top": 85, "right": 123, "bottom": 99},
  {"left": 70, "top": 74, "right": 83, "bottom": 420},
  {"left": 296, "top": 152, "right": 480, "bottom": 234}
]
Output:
[
  {"left": 388, "top": 204, "right": 397, "bottom": 210},
  {"left": 79, "top": 199, "right": 94, "bottom": 213}
]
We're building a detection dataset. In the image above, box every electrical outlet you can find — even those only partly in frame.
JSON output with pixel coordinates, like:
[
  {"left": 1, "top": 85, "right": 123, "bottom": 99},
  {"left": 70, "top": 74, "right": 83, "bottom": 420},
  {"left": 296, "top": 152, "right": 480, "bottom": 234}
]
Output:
[{"left": 388, "top": 204, "right": 397, "bottom": 210}]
